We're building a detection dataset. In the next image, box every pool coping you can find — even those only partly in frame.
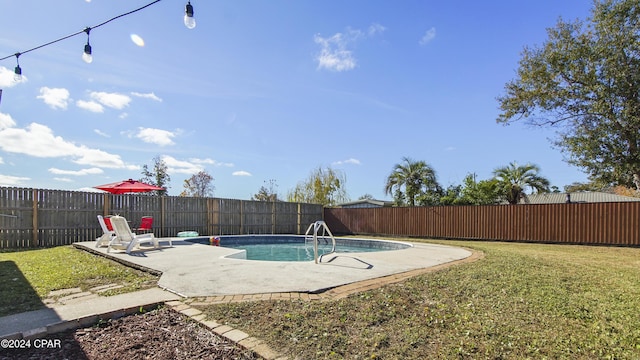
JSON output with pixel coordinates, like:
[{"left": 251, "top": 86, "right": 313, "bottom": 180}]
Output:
[
  {"left": 74, "top": 237, "right": 475, "bottom": 297},
  {"left": 187, "top": 235, "right": 413, "bottom": 261}
]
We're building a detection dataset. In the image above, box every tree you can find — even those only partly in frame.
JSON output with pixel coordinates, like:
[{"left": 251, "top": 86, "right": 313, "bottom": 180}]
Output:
[
  {"left": 252, "top": 179, "right": 279, "bottom": 202},
  {"left": 286, "top": 167, "right": 349, "bottom": 206},
  {"left": 458, "top": 173, "right": 504, "bottom": 205},
  {"left": 180, "top": 170, "right": 214, "bottom": 197},
  {"left": 384, "top": 157, "right": 441, "bottom": 206},
  {"left": 564, "top": 181, "right": 605, "bottom": 193},
  {"left": 438, "top": 184, "right": 463, "bottom": 206},
  {"left": 438, "top": 174, "right": 504, "bottom": 206},
  {"left": 493, "top": 162, "right": 551, "bottom": 204},
  {"left": 497, "top": 0, "right": 640, "bottom": 190},
  {"left": 611, "top": 185, "right": 640, "bottom": 197},
  {"left": 140, "top": 155, "right": 170, "bottom": 196}
]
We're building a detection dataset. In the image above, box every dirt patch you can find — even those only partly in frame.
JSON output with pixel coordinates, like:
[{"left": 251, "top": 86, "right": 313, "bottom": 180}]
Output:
[{"left": 2, "top": 307, "right": 258, "bottom": 360}]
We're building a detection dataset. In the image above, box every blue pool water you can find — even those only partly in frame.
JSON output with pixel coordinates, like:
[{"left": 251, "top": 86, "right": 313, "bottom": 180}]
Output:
[
  {"left": 185, "top": 235, "right": 410, "bottom": 262},
  {"left": 229, "top": 242, "right": 379, "bottom": 261}
]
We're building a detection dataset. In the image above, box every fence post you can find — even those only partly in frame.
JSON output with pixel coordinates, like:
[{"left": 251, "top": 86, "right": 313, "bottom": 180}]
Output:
[
  {"left": 102, "top": 193, "right": 110, "bottom": 216},
  {"left": 297, "top": 203, "right": 301, "bottom": 235},
  {"left": 161, "top": 196, "right": 166, "bottom": 237},
  {"left": 31, "top": 189, "right": 38, "bottom": 247},
  {"left": 206, "top": 198, "right": 212, "bottom": 236},
  {"left": 272, "top": 200, "right": 276, "bottom": 234},
  {"left": 240, "top": 200, "right": 244, "bottom": 235}
]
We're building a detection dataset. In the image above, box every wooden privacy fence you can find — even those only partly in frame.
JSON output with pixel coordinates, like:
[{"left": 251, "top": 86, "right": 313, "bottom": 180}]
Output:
[
  {"left": 324, "top": 202, "right": 640, "bottom": 247},
  {"left": 0, "top": 187, "right": 323, "bottom": 249}
]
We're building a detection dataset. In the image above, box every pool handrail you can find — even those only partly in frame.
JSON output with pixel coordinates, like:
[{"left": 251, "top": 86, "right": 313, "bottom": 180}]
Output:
[{"left": 305, "top": 221, "right": 336, "bottom": 264}]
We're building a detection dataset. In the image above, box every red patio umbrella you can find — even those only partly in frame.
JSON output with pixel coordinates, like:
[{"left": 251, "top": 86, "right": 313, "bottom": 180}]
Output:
[{"left": 94, "top": 179, "right": 165, "bottom": 194}]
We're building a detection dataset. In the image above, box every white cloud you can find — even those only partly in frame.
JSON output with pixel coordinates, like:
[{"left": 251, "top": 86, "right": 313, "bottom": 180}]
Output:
[
  {"left": 162, "top": 155, "right": 204, "bottom": 175},
  {"left": 190, "top": 158, "right": 215, "bottom": 165},
  {"left": 368, "top": 23, "right": 386, "bottom": 36},
  {"left": 419, "top": 27, "right": 437, "bottom": 45},
  {"left": 37, "top": 87, "right": 70, "bottom": 110},
  {"left": 131, "top": 92, "right": 162, "bottom": 102},
  {"left": 94, "top": 129, "right": 109, "bottom": 137},
  {"left": 119, "top": 112, "right": 128, "bottom": 119},
  {"left": 0, "top": 112, "right": 17, "bottom": 130},
  {"left": 232, "top": 171, "right": 252, "bottom": 176},
  {"left": 53, "top": 177, "right": 73, "bottom": 182},
  {"left": 89, "top": 91, "right": 131, "bottom": 109},
  {"left": 0, "top": 122, "right": 80, "bottom": 157},
  {"left": 189, "top": 157, "right": 234, "bottom": 167},
  {"left": 0, "top": 67, "right": 14, "bottom": 88},
  {"left": 135, "top": 127, "right": 176, "bottom": 146},
  {"left": 0, "top": 66, "right": 27, "bottom": 88},
  {"left": 160, "top": 155, "right": 234, "bottom": 175},
  {"left": 315, "top": 24, "right": 384, "bottom": 72},
  {"left": 76, "top": 99, "right": 104, "bottom": 113},
  {"left": 315, "top": 33, "right": 357, "bottom": 72},
  {"left": 333, "top": 158, "right": 361, "bottom": 166},
  {"left": 73, "top": 148, "right": 138, "bottom": 169},
  {"left": 0, "top": 174, "right": 29, "bottom": 186},
  {"left": 48, "top": 167, "right": 103, "bottom": 176},
  {"left": 0, "top": 121, "right": 134, "bottom": 169}
]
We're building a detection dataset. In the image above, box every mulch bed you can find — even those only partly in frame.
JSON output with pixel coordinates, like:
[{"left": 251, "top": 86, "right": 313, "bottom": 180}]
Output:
[{"left": 2, "top": 307, "right": 258, "bottom": 360}]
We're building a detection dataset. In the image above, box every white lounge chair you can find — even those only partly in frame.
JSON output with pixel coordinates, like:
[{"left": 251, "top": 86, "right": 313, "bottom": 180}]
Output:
[
  {"left": 108, "top": 215, "right": 159, "bottom": 254},
  {"left": 96, "top": 215, "right": 116, "bottom": 248}
]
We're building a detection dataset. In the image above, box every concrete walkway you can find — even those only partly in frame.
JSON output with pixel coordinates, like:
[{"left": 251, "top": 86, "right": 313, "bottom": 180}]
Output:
[{"left": 0, "top": 288, "right": 180, "bottom": 339}]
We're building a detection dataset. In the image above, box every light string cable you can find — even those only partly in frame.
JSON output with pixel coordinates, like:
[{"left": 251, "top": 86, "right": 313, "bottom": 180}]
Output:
[{"left": 0, "top": 0, "right": 162, "bottom": 63}]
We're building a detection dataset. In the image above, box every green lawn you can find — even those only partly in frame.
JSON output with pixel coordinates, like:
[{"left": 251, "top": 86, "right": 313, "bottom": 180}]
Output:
[
  {"left": 3, "top": 240, "right": 640, "bottom": 358},
  {"left": 0, "top": 246, "right": 158, "bottom": 317},
  {"left": 199, "top": 240, "right": 640, "bottom": 359}
]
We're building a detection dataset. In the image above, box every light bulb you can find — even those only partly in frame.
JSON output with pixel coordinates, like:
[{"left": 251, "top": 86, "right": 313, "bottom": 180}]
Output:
[
  {"left": 184, "top": 14, "right": 196, "bottom": 29},
  {"left": 83, "top": 44, "right": 93, "bottom": 64},
  {"left": 184, "top": 2, "right": 196, "bottom": 29},
  {"left": 13, "top": 65, "right": 22, "bottom": 82}
]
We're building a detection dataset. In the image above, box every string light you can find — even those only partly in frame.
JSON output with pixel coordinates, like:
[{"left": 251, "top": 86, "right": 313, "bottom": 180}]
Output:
[
  {"left": 1, "top": 0, "right": 196, "bottom": 71},
  {"left": 82, "top": 27, "right": 93, "bottom": 64},
  {"left": 13, "top": 53, "right": 22, "bottom": 82},
  {"left": 184, "top": 1, "right": 196, "bottom": 29}
]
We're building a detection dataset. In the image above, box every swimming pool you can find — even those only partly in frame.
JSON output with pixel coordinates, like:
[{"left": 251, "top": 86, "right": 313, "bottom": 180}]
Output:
[{"left": 186, "top": 235, "right": 411, "bottom": 262}]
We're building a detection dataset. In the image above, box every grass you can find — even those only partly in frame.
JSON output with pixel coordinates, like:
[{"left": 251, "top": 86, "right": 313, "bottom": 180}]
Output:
[
  {"left": 0, "top": 246, "right": 158, "bottom": 317},
  {"left": 3, "top": 240, "right": 640, "bottom": 358},
  {"left": 199, "top": 240, "right": 640, "bottom": 359}
]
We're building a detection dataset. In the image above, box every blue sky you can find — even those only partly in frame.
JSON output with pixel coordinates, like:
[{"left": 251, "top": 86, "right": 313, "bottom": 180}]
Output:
[{"left": 0, "top": 0, "right": 593, "bottom": 200}]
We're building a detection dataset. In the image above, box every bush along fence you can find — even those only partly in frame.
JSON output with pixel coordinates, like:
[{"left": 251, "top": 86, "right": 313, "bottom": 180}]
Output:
[
  {"left": 0, "top": 187, "right": 323, "bottom": 249},
  {"left": 324, "top": 202, "right": 640, "bottom": 247}
]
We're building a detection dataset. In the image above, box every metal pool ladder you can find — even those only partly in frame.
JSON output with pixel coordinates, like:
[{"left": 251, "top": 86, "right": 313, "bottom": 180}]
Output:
[{"left": 304, "top": 221, "right": 336, "bottom": 264}]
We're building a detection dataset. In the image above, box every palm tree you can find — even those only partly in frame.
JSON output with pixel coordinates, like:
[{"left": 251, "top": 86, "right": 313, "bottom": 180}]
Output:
[
  {"left": 493, "top": 161, "right": 550, "bottom": 204},
  {"left": 384, "top": 157, "right": 440, "bottom": 206}
]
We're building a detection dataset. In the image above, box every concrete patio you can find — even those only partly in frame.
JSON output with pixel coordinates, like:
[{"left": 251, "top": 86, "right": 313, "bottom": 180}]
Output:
[{"left": 75, "top": 237, "right": 473, "bottom": 297}]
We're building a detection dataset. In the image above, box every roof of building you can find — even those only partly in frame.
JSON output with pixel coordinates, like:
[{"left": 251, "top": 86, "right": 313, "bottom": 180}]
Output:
[
  {"left": 337, "top": 199, "right": 394, "bottom": 208},
  {"left": 520, "top": 191, "right": 640, "bottom": 204}
]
